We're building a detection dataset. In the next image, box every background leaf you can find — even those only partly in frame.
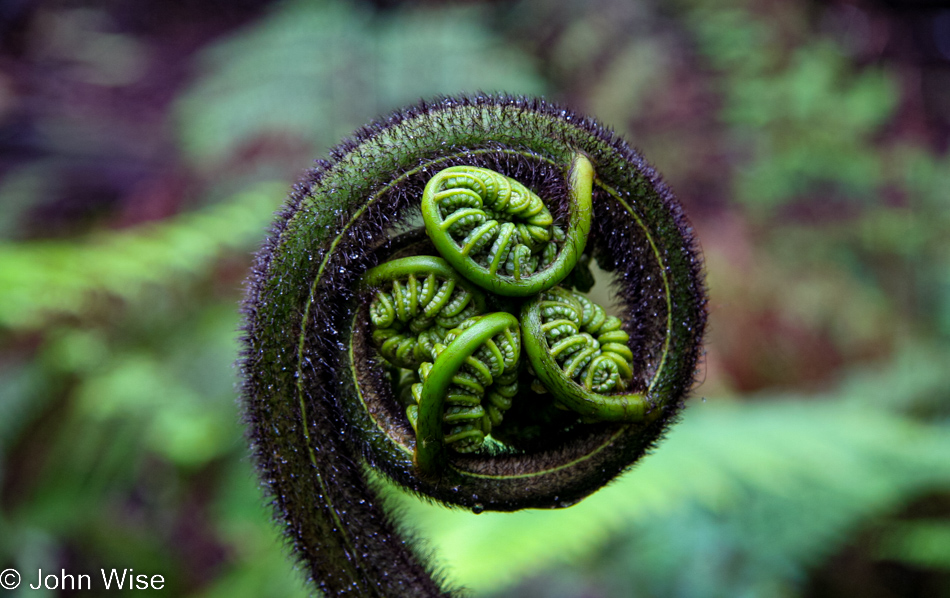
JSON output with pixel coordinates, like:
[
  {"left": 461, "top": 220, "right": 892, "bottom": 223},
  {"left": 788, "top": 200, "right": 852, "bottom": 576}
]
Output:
[{"left": 1, "top": 0, "right": 949, "bottom": 595}]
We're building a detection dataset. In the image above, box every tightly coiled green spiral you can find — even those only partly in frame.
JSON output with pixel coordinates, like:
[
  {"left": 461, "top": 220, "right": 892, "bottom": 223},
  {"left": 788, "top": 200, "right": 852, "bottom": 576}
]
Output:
[
  {"left": 528, "top": 286, "right": 634, "bottom": 397},
  {"left": 410, "top": 312, "right": 521, "bottom": 472},
  {"left": 239, "top": 95, "right": 707, "bottom": 597},
  {"left": 362, "top": 256, "right": 522, "bottom": 464},
  {"left": 364, "top": 256, "right": 487, "bottom": 369},
  {"left": 421, "top": 163, "right": 590, "bottom": 296}
]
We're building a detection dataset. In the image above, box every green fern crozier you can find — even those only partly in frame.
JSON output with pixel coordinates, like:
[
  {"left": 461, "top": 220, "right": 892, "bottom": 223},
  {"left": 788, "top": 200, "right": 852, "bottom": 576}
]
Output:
[{"left": 240, "top": 95, "right": 707, "bottom": 597}]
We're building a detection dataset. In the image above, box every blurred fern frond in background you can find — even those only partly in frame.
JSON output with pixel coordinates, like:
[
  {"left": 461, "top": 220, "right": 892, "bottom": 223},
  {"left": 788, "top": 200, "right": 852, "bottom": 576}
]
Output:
[
  {"left": 0, "top": 183, "right": 283, "bottom": 330},
  {"left": 1, "top": 0, "right": 948, "bottom": 596}
]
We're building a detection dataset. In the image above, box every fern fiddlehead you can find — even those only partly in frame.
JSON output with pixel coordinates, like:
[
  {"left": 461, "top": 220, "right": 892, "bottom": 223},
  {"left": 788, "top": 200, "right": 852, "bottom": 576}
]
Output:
[
  {"left": 239, "top": 95, "right": 707, "bottom": 597},
  {"left": 363, "top": 255, "right": 488, "bottom": 369},
  {"left": 521, "top": 287, "right": 643, "bottom": 422},
  {"left": 411, "top": 312, "right": 521, "bottom": 475},
  {"left": 421, "top": 154, "right": 593, "bottom": 296},
  {"left": 362, "top": 256, "right": 520, "bottom": 467}
]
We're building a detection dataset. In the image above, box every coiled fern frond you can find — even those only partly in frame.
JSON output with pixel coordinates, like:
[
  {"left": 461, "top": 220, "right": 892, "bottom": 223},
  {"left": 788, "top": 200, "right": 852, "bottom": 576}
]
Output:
[
  {"left": 364, "top": 256, "right": 488, "bottom": 369},
  {"left": 528, "top": 286, "right": 634, "bottom": 396},
  {"left": 239, "top": 95, "right": 707, "bottom": 597},
  {"left": 421, "top": 162, "right": 590, "bottom": 296},
  {"left": 410, "top": 312, "right": 521, "bottom": 471}
]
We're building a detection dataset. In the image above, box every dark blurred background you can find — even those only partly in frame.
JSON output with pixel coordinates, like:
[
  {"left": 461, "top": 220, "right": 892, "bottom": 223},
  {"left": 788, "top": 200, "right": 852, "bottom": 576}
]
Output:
[{"left": 1, "top": 0, "right": 950, "bottom": 596}]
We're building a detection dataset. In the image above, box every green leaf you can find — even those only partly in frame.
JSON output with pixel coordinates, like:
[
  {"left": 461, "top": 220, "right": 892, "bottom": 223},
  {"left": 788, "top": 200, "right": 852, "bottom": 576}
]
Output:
[{"left": 0, "top": 182, "right": 284, "bottom": 330}]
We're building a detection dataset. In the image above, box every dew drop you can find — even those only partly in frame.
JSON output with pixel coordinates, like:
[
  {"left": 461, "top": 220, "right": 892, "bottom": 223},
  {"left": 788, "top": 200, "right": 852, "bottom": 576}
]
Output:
[{"left": 471, "top": 503, "right": 484, "bottom": 515}]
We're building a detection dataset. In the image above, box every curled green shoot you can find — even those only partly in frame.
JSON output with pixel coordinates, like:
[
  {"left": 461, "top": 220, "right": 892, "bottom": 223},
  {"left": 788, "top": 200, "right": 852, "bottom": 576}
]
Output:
[
  {"left": 413, "top": 312, "right": 520, "bottom": 477},
  {"left": 362, "top": 256, "right": 488, "bottom": 369},
  {"left": 521, "top": 288, "right": 647, "bottom": 422},
  {"left": 422, "top": 153, "right": 594, "bottom": 297}
]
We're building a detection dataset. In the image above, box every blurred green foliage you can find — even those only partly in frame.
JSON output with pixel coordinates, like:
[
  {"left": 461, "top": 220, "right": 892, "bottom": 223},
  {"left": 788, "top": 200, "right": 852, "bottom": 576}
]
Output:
[
  {"left": 399, "top": 356, "right": 950, "bottom": 596},
  {"left": 1, "top": 0, "right": 949, "bottom": 596},
  {"left": 0, "top": 183, "right": 283, "bottom": 330},
  {"left": 175, "top": 0, "right": 546, "bottom": 170}
]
